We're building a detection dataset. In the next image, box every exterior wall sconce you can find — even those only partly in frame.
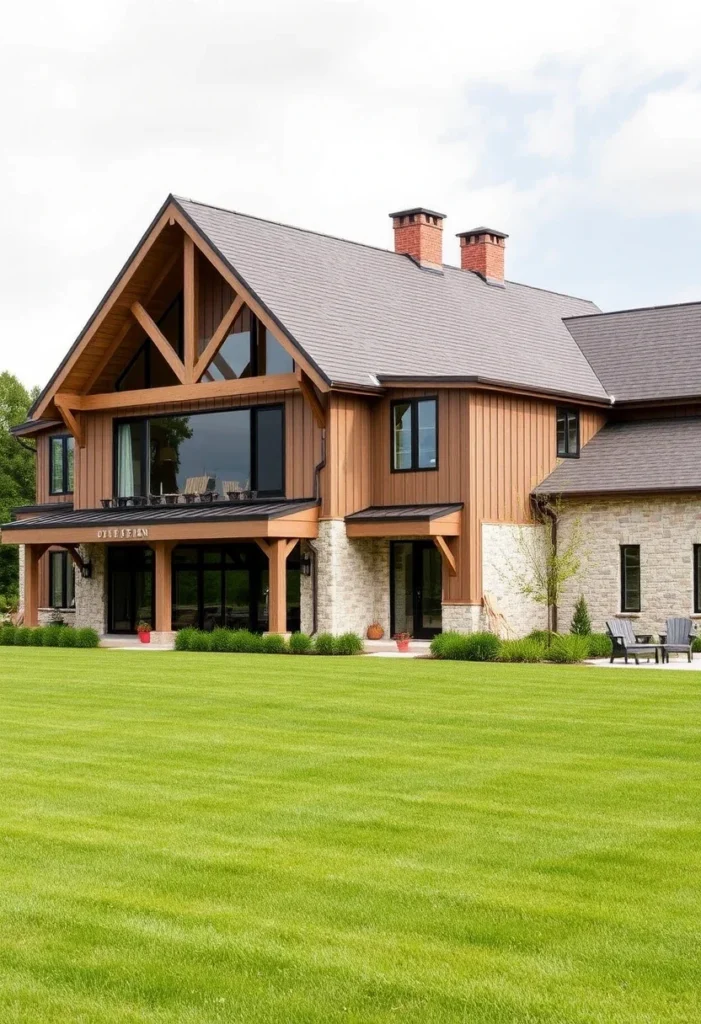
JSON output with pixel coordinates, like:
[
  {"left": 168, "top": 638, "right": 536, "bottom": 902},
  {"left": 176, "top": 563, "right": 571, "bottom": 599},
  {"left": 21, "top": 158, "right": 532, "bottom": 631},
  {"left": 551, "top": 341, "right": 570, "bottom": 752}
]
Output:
[
  {"left": 300, "top": 552, "right": 312, "bottom": 577},
  {"left": 80, "top": 562, "right": 92, "bottom": 579}
]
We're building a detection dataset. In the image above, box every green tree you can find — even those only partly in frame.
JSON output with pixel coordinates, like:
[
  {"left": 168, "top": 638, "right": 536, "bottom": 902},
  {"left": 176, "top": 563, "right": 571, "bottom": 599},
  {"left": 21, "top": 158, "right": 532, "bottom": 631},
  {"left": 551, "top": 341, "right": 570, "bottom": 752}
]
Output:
[
  {"left": 570, "top": 595, "right": 592, "bottom": 635},
  {"left": 0, "top": 373, "right": 37, "bottom": 602}
]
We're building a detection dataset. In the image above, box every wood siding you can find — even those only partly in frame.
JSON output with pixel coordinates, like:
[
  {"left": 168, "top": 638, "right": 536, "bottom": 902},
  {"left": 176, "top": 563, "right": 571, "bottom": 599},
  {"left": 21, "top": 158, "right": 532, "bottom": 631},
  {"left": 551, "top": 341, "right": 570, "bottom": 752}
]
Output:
[{"left": 322, "top": 394, "right": 374, "bottom": 518}]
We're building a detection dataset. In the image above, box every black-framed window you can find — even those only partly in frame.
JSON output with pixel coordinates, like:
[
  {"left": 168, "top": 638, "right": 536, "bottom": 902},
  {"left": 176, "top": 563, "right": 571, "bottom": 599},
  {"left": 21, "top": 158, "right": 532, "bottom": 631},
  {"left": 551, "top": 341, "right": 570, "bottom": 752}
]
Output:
[
  {"left": 114, "top": 403, "right": 285, "bottom": 499},
  {"left": 199, "top": 308, "right": 293, "bottom": 383},
  {"left": 49, "top": 435, "right": 75, "bottom": 495},
  {"left": 391, "top": 397, "right": 438, "bottom": 471},
  {"left": 556, "top": 407, "right": 580, "bottom": 458},
  {"left": 49, "top": 551, "right": 75, "bottom": 609},
  {"left": 694, "top": 545, "right": 701, "bottom": 614},
  {"left": 116, "top": 294, "right": 184, "bottom": 392},
  {"left": 620, "top": 545, "right": 641, "bottom": 613}
]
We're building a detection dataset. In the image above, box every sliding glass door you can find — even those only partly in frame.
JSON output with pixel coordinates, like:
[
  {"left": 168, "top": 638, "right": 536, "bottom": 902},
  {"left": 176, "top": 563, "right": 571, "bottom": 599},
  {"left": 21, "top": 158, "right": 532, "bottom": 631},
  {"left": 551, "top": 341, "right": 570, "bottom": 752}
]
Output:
[{"left": 391, "top": 541, "right": 442, "bottom": 639}]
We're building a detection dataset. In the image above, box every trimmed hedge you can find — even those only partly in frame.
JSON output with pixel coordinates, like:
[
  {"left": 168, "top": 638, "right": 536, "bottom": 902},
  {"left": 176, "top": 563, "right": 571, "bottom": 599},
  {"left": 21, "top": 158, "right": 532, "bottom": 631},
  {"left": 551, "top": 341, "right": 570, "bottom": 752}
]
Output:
[
  {"left": 0, "top": 625, "right": 17, "bottom": 645},
  {"left": 430, "top": 631, "right": 501, "bottom": 662},
  {"left": 499, "top": 638, "right": 546, "bottom": 663},
  {"left": 0, "top": 625, "right": 98, "bottom": 648},
  {"left": 431, "top": 629, "right": 596, "bottom": 663},
  {"left": 172, "top": 627, "right": 363, "bottom": 655}
]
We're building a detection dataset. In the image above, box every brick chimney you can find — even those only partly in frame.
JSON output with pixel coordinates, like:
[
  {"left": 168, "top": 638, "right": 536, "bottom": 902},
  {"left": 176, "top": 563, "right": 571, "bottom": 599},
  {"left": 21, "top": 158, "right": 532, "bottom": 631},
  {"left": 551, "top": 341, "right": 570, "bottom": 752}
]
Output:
[
  {"left": 389, "top": 207, "right": 446, "bottom": 270},
  {"left": 456, "top": 227, "right": 508, "bottom": 285}
]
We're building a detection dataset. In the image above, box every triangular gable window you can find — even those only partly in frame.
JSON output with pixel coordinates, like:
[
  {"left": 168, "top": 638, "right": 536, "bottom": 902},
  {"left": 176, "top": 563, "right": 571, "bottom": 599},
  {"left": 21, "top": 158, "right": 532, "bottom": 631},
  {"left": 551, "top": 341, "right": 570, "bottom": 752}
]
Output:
[
  {"left": 200, "top": 307, "right": 293, "bottom": 382},
  {"left": 116, "top": 294, "right": 183, "bottom": 391}
]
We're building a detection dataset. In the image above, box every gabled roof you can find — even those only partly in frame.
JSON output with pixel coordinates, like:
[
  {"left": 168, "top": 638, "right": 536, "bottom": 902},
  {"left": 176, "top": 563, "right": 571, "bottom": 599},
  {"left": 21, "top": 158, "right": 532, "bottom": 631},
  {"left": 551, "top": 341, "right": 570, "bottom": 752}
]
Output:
[
  {"left": 176, "top": 196, "right": 607, "bottom": 400},
  {"left": 534, "top": 417, "right": 701, "bottom": 496},
  {"left": 564, "top": 301, "right": 701, "bottom": 404}
]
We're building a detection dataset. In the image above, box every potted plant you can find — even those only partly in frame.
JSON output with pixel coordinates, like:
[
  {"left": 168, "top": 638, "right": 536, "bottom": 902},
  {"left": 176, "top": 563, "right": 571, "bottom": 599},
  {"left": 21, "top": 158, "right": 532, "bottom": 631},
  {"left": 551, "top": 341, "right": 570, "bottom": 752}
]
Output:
[
  {"left": 394, "top": 632, "right": 411, "bottom": 653},
  {"left": 137, "top": 620, "right": 152, "bottom": 644},
  {"left": 366, "top": 622, "right": 384, "bottom": 640}
]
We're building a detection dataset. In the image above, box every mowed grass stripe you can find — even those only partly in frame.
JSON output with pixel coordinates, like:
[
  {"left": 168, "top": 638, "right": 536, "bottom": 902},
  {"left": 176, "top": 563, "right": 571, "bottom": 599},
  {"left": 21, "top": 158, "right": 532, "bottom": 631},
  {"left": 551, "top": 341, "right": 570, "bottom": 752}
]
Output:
[{"left": 0, "top": 648, "right": 700, "bottom": 1022}]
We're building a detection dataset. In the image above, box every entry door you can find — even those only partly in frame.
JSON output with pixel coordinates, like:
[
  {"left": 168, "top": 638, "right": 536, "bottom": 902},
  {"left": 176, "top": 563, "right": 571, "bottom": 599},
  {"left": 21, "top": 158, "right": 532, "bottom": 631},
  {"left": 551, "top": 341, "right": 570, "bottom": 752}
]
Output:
[
  {"left": 391, "top": 541, "right": 442, "bottom": 639},
  {"left": 108, "top": 547, "right": 154, "bottom": 634}
]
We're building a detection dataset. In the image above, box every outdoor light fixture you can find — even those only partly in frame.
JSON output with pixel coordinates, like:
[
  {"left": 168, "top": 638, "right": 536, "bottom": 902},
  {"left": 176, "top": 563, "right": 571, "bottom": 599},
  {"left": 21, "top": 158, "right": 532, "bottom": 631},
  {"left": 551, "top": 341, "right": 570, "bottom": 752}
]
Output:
[
  {"left": 80, "top": 562, "right": 92, "bottom": 579},
  {"left": 300, "top": 552, "right": 312, "bottom": 577}
]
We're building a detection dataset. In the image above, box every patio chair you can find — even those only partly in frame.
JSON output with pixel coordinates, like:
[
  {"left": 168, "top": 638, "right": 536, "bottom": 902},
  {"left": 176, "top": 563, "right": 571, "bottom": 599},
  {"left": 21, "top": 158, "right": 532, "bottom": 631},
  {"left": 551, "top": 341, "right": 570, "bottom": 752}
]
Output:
[
  {"left": 606, "top": 619, "right": 660, "bottom": 665},
  {"left": 222, "top": 479, "right": 250, "bottom": 500},
  {"left": 661, "top": 617, "right": 695, "bottom": 663},
  {"left": 183, "top": 475, "right": 215, "bottom": 496}
]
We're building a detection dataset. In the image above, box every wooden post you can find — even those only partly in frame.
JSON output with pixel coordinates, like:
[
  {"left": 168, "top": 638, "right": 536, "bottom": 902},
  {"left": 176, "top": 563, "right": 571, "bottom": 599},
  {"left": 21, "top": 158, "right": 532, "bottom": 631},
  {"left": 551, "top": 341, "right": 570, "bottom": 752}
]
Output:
[
  {"left": 24, "top": 545, "right": 47, "bottom": 627},
  {"left": 153, "top": 542, "right": 175, "bottom": 632},
  {"left": 256, "top": 538, "right": 297, "bottom": 634},
  {"left": 183, "top": 235, "right": 197, "bottom": 382}
]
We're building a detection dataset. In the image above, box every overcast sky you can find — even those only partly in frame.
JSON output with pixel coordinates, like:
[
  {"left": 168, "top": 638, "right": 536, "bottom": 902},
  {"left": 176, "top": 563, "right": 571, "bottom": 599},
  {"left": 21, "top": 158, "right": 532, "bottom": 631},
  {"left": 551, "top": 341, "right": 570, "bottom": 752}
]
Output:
[{"left": 2, "top": 0, "right": 701, "bottom": 389}]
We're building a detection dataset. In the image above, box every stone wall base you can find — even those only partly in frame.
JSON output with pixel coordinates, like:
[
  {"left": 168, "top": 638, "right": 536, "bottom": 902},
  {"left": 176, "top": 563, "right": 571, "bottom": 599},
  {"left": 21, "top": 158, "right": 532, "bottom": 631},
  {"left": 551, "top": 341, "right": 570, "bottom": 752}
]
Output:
[
  {"left": 75, "top": 544, "right": 107, "bottom": 634},
  {"left": 481, "top": 522, "right": 548, "bottom": 637},
  {"left": 38, "top": 608, "right": 76, "bottom": 627},
  {"left": 150, "top": 631, "right": 176, "bottom": 646},
  {"left": 441, "top": 603, "right": 484, "bottom": 633},
  {"left": 311, "top": 521, "right": 389, "bottom": 637}
]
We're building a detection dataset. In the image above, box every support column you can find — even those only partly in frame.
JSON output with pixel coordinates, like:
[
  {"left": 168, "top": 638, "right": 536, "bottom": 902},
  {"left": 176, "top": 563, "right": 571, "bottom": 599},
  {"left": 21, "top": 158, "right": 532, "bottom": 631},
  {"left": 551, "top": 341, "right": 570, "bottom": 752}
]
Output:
[
  {"left": 153, "top": 542, "right": 176, "bottom": 633},
  {"left": 23, "top": 545, "right": 47, "bottom": 627},
  {"left": 257, "top": 539, "right": 297, "bottom": 634}
]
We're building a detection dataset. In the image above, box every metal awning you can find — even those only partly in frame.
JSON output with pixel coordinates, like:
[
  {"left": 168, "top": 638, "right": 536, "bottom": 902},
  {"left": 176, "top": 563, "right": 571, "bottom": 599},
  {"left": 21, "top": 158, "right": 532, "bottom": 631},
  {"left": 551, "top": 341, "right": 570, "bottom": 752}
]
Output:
[{"left": 345, "top": 503, "right": 462, "bottom": 538}]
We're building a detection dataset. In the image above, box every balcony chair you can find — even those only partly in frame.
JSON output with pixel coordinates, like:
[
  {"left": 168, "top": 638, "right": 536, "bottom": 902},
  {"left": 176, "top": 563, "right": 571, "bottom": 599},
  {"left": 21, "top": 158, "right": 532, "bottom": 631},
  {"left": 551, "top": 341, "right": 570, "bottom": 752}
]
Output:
[
  {"left": 223, "top": 480, "right": 253, "bottom": 501},
  {"left": 183, "top": 475, "right": 216, "bottom": 503},
  {"left": 606, "top": 618, "right": 660, "bottom": 664},
  {"left": 661, "top": 617, "right": 695, "bottom": 663}
]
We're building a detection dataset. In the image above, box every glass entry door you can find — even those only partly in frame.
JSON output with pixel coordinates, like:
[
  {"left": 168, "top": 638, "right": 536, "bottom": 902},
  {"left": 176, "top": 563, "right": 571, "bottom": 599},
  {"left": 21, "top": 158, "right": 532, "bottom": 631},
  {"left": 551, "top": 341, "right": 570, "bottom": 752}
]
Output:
[
  {"left": 108, "top": 546, "right": 154, "bottom": 634},
  {"left": 391, "top": 541, "right": 442, "bottom": 639}
]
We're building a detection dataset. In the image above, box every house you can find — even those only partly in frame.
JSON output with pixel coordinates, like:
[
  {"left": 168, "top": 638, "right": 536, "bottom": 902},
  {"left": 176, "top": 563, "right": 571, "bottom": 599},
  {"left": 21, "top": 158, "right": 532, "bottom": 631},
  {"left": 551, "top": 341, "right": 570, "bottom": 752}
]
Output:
[{"left": 2, "top": 195, "right": 699, "bottom": 640}]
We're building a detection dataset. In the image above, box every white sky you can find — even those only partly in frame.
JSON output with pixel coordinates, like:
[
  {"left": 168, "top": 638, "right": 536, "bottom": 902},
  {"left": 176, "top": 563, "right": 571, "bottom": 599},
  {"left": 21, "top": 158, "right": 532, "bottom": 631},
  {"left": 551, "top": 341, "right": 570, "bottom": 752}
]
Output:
[{"left": 2, "top": 0, "right": 701, "bottom": 388}]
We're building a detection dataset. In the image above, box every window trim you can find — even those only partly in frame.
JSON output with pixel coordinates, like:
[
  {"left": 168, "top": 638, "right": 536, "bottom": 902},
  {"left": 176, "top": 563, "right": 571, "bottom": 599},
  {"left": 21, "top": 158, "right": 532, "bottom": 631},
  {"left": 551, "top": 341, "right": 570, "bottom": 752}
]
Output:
[
  {"left": 112, "top": 402, "right": 286, "bottom": 499},
  {"left": 390, "top": 396, "right": 439, "bottom": 473},
  {"left": 48, "top": 550, "right": 75, "bottom": 609},
  {"left": 48, "top": 434, "right": 75, "bottom": 496},
  {"left": 556, "top": 406, "right": 580, "bottom": 459},
  {"left": 620, "top": 544, "right": 641, "bottom": 614}
]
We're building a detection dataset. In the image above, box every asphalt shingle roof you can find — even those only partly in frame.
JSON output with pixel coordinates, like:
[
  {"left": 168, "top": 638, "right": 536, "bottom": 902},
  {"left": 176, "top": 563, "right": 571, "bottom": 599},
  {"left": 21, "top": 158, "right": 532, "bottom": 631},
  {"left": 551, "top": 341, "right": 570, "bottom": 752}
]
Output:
[
  {"left": 175, "top": 197, "right": 606, "bottom": 400},
  {"left": 534, "top": 418, "right": 701, "bottom": 496},
  {"left": 565, "top": 302, "right": 701, "bottom": 403}
]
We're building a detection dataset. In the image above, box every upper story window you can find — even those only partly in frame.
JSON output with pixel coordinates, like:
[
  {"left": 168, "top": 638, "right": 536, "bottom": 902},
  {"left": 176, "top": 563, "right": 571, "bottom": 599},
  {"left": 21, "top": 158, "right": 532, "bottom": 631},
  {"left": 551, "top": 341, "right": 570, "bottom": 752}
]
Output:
[
  {"left": 556, "top": 407, "right": 580, "bottom": 458},
  {"left": 49, "top": 435, "right": 75, "bottom": 495},
  {"left": 200, "top": 308, "right": 293, "bottom": 382},
  {"left": 620, "top": 544, "right": 641, "bottom": 613},
  {"left": 115, "top": 404, "right": 284, "bottom": 501},
  {"left": 391, "top": 397, "right": 438, "bottom": 472}
]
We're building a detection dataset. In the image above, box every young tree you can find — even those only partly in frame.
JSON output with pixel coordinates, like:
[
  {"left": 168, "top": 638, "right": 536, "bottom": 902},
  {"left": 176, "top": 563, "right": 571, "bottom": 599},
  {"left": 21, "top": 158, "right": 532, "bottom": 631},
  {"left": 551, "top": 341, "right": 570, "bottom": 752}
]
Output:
[
  {"left": 0, "top": 372, "right": 37, "bottom": 602},
  {"left": 570, "top": 595, "right": 592, "bottom": 635}
]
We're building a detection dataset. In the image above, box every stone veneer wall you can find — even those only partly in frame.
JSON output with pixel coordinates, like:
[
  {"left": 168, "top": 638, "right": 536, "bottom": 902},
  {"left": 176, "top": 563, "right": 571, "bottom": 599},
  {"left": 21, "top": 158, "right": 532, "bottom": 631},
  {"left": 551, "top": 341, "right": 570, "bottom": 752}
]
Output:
[
  {"left": 17, "top": 544, "right": 25, "bottom": 617},
  {"left": 481, "top": 522, "right": 548, "bottom": 637},
  {"left": 557, "top": 494, "right": 701, "bottom": 634},
  {"left": 311, "top": 520, "right": 390, "bottom": 637},
  {"left": 441, "top": 603, "right": 485, "bottom": 634},
  {"left": 39, "top": 608, "right": 76, "bottom": 627},
  {"left": 74, "top": 543, "right": 108, "bottom": 634}
]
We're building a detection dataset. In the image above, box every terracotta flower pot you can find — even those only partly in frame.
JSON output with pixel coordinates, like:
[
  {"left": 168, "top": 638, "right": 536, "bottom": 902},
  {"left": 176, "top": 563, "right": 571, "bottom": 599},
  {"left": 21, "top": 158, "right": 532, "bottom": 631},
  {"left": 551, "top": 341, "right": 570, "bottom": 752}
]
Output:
[
  {"left": 396, "top": 639, "right": 410, "bottom": 653},
  {"left": 367, "top": 623, "right": 384, "bottom": 640},
  {"left": 138, "top": 631, "right": 151, "bottom": 644}
]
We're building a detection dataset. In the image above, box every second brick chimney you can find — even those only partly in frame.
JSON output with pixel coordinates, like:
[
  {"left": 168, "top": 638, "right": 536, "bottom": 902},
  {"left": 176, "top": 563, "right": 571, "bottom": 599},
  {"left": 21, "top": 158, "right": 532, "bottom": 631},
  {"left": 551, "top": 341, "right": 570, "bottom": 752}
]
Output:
[
  {"left": 456, "top": 227, "right": 508, "bottom": 285},
  {"left": 390, "top": 208, "right": 446, "bottom": 270}
]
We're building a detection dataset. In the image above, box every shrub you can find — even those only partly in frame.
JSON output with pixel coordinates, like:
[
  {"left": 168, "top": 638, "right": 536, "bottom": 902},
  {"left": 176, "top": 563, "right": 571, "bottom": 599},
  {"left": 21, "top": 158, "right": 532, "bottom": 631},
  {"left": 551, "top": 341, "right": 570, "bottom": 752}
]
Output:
[
  {"left": 42, "top": 625, "right": 64, "bottom": 647},
  {"left": 14, "top": 627, "right": 32, "bottom": 646},
  {"left": 228, "top": 630, "right": 264, "bottom": 653},
  {"left": 544, "top": 634, "right": 590, "bottom": 664},
  {"left": 693, "top": 636, "right": 701, "bottom": 654},
  {"left": 570, "top": 595, "right": 592, "bottom": 635},
  {"left": 0, "top": 625, "right": 17, "bottom": 646},
  {"left": 430, "top": 630, "right": 501, "bottom": 662},
  {"left": 57, "top": 627, "right": 76, "bottom": 648},
  {"left": 527, "top": 629, "right": 557, "bottom": 646},
  {"left": 314, "top": 632, "right": 335, "bottom": 656},
  {"left": 262, "top": 633, "right": 288, "bottom": 654},
  {"left": 334, "top": 632, "right": 364, "bottom": 656},
  {"left": 499, "top": 638, "right": 546, "bottom": 663},
  {"left": 289, "top": 631, "right": 313, "bottom": 655},
  {"left": 587, "top": 632, "right": 613, "bottom": 658},
  {"left": 74, "top": 628, "right": 100, "bottom": 649},
  {"left": 28, "top": 627, "right": 46, "bottom": 646},
  {"left": 188, "top": 630, "right": 212, "bottom": 652},
  {"left": 174, "top": 627, "right": 197, "bottom": 651},
  {"left": 210, "top": 628, "right": 234, "bottom": 653}
]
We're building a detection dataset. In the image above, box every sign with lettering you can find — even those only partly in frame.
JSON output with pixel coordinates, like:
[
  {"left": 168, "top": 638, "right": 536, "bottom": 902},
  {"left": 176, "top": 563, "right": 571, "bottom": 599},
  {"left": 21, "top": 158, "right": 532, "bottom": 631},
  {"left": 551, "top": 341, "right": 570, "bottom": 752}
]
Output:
[{"left": 96, "top": 527, "right": 150, "bottom": 541}]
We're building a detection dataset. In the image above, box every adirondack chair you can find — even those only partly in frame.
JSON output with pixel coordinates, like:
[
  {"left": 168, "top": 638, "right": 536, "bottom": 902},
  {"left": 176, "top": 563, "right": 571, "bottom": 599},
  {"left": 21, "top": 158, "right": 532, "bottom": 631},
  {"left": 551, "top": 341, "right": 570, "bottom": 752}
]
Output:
[
  {"left": 183, "top": 475, "right": 215, "bottom": 495},
  {"left": 222, "top": 479, "right": 251, "bottom": 500},
  {"left": 606, "top": 618, "right": 660, "bottom": 664},
  {"left": 661, "top": 617, "right": 695, "bottom": 663}
]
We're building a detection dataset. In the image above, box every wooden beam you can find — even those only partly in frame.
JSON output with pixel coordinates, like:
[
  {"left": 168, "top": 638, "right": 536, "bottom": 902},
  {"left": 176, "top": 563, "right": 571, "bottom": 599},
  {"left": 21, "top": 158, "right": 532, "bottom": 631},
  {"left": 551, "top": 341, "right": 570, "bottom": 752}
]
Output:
[
  {"left": 58, "top": 372, "right": 299, "bottom": 414},
  {"left": 131, "top": 301, "right": 187, "bottom": 384},
  {"left": 54, "top": 396, "right": 84, "bottom": 448},
  {"left": 82, "top": 248, "right": 182, "bottom": 395},
  {"left": 296, "top": 367, "right": 326, "bottom": 428},
  {"left": 62, "top": 544, "right": 87, "bottom": 573},
  {"left": 23, "top": 544, "right": 49, "bottom": 626},
  {"left": 183, "top": 235, "right": 197, "bottom": 382},
  {"left": 345, "top": 513, "right": 461, "bottom": 539},
  {"left": 433, "top": 535, "right": 457, "bottom": 576},
  {"left": 267, "top": 538, "right": 289, "bottom": 634},
  {"left": 153, "top": 540, "right": 176, "bottom": 632},
  {"left": 255, "top": 538, "right": 271, "bottom": 557},
  {"left": 193, "top": 295, "right": 245, "bottom": 383},
  {"left": 171, "top": 207, "right": 330, "bottom": 394}
]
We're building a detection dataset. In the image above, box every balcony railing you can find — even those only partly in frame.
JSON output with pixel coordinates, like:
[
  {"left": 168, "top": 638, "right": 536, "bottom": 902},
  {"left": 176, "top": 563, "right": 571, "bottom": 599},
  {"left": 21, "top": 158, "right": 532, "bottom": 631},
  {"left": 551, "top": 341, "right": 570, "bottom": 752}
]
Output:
[{"left": 101, "top": 488, "right": 262, "bottom": 509}]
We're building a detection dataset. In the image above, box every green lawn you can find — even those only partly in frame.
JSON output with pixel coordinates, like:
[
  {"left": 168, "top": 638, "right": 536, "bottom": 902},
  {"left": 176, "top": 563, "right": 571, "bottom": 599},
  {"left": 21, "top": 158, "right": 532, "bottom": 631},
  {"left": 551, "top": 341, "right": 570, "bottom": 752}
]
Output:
[{"left": 1, "top": 651, "right": 700, "bottom": 1023}]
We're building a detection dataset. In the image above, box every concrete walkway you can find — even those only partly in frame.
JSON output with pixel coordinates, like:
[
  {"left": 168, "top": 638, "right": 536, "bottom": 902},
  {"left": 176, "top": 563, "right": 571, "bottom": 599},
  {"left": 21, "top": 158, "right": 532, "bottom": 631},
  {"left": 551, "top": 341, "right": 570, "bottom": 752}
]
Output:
[
  {"left": 100, "top": 635, "right": 433, "bottom": 657},
  {"left": 589, "top": 655, "right": 701, "bottom": 670}
]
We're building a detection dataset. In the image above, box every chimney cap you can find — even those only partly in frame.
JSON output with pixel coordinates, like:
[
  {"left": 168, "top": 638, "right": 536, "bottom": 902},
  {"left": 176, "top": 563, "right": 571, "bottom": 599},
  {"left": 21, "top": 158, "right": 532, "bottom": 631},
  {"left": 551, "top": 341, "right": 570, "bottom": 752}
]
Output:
[
  {"left": 389, "top": 207, "right": 446, "bottom": 220},
  {"left": 456, "top": 226, "right": 509, "bottom": 240}
]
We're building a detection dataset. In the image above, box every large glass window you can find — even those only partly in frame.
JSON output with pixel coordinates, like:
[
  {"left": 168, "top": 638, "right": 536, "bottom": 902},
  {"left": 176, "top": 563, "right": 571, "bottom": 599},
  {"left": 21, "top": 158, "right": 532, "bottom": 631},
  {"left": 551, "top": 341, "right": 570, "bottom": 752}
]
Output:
[
  {"left": 620, "top": 545, "right": 641, "bottom": 613},
  {"left": 116, "top": 294, "right": 183, "bottom": 392},
  {"left": 556, "top": 407, "right": 580, "bottom": 458},
  {"left": 200, "top": 311, "right": 294, "bottom": 383},
  {"left": 115, "top": 405, "right": 284, "bottom": 500},
  {"left": 391, "top": 397, "right": 437, "bottom": 471},
  {"left": 49, "top": 435, "right": 74, "bottom": 495},
  {"left": 49, "top": 551, "right": 75, "bottom": 609}
]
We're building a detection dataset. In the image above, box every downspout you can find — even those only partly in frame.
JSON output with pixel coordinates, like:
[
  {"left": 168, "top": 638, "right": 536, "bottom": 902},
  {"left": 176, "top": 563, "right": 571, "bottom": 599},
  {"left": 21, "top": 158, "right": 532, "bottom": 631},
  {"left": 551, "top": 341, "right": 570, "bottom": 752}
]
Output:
[{"left": 307, "top": 428, "right": 327, "bottom": 635}]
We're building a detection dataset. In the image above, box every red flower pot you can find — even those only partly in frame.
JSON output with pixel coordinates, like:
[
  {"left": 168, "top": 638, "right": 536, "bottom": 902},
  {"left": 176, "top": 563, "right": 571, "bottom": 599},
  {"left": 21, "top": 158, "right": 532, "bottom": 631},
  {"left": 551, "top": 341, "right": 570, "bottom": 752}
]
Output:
[
  {"left": 138, "top": 631, "right": 151, "bottom": 644},
  {"left": 396, "top": 639, "right": 410, "bottom": 653}
]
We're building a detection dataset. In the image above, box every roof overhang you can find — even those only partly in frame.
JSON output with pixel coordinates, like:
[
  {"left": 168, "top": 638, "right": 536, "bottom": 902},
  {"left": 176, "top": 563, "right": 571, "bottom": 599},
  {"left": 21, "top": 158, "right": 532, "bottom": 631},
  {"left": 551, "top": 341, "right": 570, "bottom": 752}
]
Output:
[
  {"left": 374, "top": 375, "right": 612, "bottom": 407},
  {"left": 1, "top": 500, "right": 319, "bottom": 547},
  {"left": 345, "top": 504, "right": 462, "bottom": 538},
  {"left": 10, "top": 419, "right": 64, "bottom": 438}
]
